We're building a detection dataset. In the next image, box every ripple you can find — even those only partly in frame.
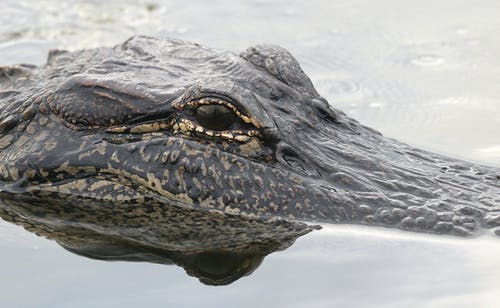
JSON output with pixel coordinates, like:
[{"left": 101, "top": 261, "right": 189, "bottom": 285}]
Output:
[
  {"left": 476, "top": 145, "right": 500, "bottom": 155},
  {"left": 455, "top": 27, "right": 470, "bottom": 36},
  {"left": 410, "top": 54, "right": 445, "bottom": 67},
  {"left": 313, "top": 76, "right": 366, "bottom": 110},
  {"left": 330, "top": 79, "right": 362, "bottom": 95},
  {"left": 434, "top": 97, "right": 469, "bottom": 105},
  {"left": 0, "top": 40, "right": 51, "bottom": 65},
  {"left": 474, "top": 146, "right": 500, "bottom": 166},
  {"left": 368, "top": 101, "right": 386, "bottom": 108}
]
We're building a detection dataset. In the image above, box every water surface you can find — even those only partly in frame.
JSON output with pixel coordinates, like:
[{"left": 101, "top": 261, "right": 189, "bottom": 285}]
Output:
[{"left": 1, "top": 0, "right": 499, "bottom": 307}]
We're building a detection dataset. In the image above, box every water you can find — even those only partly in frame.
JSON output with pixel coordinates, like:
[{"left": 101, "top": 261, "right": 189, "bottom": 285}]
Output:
[{"left": 1, "top": 0, "right": 499, "bottom": 307}]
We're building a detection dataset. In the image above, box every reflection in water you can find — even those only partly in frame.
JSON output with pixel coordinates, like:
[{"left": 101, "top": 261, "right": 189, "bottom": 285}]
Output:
[
  {"left": 61, "top": 238, "right": 266, "bottom": 286},
  {"left": 0, "top": 191, "right": 316, "bottom": 285}
]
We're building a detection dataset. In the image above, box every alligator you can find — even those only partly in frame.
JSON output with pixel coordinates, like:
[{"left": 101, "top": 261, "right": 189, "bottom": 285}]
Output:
[{"left": 0, "top": 35, "right": 499, "bottom": 245}]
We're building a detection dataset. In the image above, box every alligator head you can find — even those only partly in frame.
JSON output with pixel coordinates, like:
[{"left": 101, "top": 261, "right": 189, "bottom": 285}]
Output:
[{"left": 0, "top": 35, "right": 499, "bottom": 241}]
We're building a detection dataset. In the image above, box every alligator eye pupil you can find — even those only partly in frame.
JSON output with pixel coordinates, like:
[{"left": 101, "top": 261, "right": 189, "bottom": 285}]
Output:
[{"left": 196, "top": 104, "right": 236, "bottom": 131}]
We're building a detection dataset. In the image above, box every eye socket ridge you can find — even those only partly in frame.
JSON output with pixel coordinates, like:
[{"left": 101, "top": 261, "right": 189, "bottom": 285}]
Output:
[{"left": 186, "top": 97, "right": 255, "bottom": 131}]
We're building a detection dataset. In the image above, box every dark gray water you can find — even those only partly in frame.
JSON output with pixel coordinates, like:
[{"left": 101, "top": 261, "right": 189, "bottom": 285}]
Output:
[{"left": 1, "top": 1, "right": 499, "bottom": 307}]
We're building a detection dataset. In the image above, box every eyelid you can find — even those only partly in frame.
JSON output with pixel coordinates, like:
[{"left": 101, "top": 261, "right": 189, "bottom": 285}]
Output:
[{"left": 194, "top": 93, "right": 246, "bottom": 112}]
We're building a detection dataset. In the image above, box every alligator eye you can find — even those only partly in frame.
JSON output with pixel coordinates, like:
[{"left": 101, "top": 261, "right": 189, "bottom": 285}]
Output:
[{"left": 196, "top": 104, "right": 236, "bottom": 131}]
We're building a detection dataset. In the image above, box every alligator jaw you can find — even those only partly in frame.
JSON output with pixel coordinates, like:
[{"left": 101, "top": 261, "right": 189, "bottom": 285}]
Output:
[{"left": 286, "top": 116, "right": 500, "bottom": 236}]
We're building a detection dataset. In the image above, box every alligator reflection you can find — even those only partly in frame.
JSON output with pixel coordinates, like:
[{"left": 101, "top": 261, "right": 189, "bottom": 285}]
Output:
[{"left": 0, "top": 191, "right": 316, "bottom": 285}]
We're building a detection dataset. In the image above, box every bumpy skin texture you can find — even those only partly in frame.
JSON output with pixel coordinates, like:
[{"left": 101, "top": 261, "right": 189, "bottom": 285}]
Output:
[{"left": 0, "top": 35, "right": 499, "bottom": 240}]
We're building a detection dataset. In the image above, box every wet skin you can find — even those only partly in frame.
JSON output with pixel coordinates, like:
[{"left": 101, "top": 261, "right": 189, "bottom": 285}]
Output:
[{"left": 0, "top": 35, "right": 499, "bottom": 242}]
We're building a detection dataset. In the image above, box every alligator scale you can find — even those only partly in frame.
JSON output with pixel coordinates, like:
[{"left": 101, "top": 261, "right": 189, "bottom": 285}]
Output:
[{"left": 0, "top": 36, "right": 499, "bottom": 283}]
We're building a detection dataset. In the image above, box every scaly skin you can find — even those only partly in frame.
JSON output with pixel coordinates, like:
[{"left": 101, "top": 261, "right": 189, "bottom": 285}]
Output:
[{"left": 0, "top": 35, "right": 499, "bottom": 241}]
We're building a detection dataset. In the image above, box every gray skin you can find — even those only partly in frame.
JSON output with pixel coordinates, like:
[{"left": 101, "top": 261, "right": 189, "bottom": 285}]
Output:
[{"left": 0, "top": 35, "right": 499, "bottom": 242}]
